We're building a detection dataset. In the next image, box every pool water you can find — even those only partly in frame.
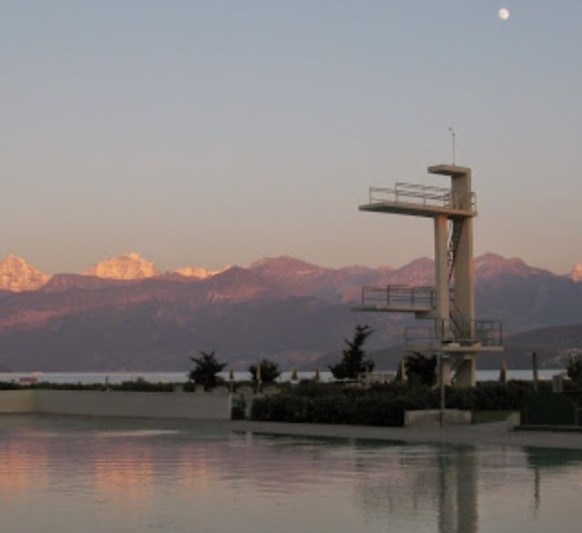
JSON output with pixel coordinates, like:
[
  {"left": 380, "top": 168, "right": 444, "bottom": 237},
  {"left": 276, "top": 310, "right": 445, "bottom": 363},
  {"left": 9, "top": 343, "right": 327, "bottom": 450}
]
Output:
[{"left": 1, "top": 415, "right": 581, "bottom": 532}]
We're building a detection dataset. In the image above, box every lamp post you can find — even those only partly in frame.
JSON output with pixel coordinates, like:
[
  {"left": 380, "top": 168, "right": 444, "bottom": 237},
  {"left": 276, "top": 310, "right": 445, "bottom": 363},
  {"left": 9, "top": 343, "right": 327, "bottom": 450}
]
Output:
[{"left": 256, "top": 365, "right": 262, "bottom": 393}]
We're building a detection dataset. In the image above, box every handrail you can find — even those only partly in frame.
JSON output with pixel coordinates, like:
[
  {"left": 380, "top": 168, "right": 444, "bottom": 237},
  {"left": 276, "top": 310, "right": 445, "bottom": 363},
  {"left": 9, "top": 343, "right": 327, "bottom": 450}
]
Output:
[
  {"left": 368, "top": 182, "right": 476, "bottom": 213},
  {"left": 395, "top": 182, "right": 451, "bottom": 193},
  {"left": 404, "top": 319, "right": 503, "bottom": 347},
  {"left": 404, "top": 326, "right": 437, "bottom": 346},
  {"left": 361, "top": 285, "right": 436, "bottom": 309}
]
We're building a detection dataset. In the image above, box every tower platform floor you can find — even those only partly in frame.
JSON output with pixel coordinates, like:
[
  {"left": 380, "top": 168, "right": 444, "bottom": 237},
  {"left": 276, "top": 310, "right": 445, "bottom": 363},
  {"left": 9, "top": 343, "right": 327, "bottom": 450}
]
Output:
[{"left": 359, "top": 202, "right": 475, "bottom": 218}]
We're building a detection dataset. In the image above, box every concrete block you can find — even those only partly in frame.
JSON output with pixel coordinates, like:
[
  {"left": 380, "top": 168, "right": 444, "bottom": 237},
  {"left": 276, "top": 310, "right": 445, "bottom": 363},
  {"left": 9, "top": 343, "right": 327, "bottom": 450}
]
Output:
[
  {"left": 404, "top": 409, "right": 471, "bottom": 427},
  {"left": 0, "top": 390, "right": 35, "bottom": 413}
]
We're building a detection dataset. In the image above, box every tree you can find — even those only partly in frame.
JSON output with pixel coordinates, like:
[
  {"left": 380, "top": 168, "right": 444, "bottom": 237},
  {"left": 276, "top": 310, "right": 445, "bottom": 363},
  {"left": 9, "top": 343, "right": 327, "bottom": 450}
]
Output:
[
  {"left": 189, "top": 351, "right": 226, "bottom": 391},
  {"left": 249, "top": 358, "right": 281, "bottom": 384},
  {"left": 405, "top": 352, "right": 437, "bottom": 387},
  {"left": 567, "top": 354, "right": 582, "bottom": 388},
  {"left": 329, "top": 324, "right": 374, "bottom": 380}
]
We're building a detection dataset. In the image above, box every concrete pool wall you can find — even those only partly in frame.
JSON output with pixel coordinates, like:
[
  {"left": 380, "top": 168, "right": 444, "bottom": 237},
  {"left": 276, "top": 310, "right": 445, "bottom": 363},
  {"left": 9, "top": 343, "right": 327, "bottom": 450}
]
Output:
[{"left": 0, "top": 390, "right": 232, "bottom": 420}]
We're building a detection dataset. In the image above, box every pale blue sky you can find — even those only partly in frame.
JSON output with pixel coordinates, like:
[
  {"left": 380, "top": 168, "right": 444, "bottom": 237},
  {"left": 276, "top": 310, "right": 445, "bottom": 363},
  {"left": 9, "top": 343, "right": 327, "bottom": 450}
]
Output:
[{"left": 1, "top": 1, "right": 580, "bottom": 274}]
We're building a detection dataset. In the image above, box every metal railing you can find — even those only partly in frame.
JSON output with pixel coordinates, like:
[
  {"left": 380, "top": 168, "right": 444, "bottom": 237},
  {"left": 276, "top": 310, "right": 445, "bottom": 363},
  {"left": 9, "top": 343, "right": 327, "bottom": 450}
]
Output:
[
  {"left": 361, "top": 285, "right": 436, "bottom": 310},
  {"left": 368, "top": 182, "right": 476, "bottom": 213},
  {"left": 404, "top": 326, "right": 440, "bottom": 347},
  {"left": 474, "top": 320, "right": 503, "bottom": 347},
  {"left": 404, "top": 319, "right": 503, "bottom": 348}
]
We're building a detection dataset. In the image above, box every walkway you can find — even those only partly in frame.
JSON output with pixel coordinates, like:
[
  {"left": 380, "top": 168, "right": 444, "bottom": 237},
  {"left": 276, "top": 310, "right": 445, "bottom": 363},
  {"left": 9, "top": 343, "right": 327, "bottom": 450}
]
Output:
[{"left": 225, "top": 420, "right": 582, "bottom": 450}]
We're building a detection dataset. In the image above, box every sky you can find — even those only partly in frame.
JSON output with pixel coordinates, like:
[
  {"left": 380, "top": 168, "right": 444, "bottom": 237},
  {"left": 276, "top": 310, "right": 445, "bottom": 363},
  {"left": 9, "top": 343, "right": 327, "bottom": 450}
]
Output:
[{"left": 1, "top": 1, "right": 581, "bottom": 275}]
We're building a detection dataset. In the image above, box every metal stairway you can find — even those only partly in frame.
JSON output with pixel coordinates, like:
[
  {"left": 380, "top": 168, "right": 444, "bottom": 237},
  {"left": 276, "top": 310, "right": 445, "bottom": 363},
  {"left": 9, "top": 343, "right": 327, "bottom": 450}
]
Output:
[{"left": 447, "top": 220, "right": 463, "bottom": 282}]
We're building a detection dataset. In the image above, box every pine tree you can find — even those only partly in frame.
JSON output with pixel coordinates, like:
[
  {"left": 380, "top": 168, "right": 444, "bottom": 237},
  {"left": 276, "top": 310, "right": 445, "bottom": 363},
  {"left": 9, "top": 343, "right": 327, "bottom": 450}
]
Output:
[
  {"left": 189, "top": 351, "right": 226, "bottom": 390},
  {"left": 329, "top": 325, "right": 374, "bottom": 380},
  {"left": 567, "top": 354, "right": 582, "bottom": 388}
]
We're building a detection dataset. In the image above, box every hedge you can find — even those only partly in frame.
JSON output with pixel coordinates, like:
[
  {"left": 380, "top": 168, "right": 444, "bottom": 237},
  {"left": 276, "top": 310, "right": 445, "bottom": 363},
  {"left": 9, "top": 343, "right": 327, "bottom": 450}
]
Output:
[{"left": 250, "top": 380, "right": 551, "bottom": 426}]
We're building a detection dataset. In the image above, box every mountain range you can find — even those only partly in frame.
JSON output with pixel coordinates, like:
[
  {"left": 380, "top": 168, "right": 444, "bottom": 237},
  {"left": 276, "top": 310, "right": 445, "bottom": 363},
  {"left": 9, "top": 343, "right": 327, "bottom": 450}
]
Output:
[{"left": 0, "top": 252, "right": 581, "bottom": 372}]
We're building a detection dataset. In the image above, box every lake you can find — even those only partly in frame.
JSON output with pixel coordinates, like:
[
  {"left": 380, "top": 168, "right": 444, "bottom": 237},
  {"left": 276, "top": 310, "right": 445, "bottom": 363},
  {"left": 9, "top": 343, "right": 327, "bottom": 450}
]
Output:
[
  {"left": 0, "top": 369, "right": 564, "bottom": 385},
  {"left": 1, "top": 415, "right": 580, "bottom": 532}
]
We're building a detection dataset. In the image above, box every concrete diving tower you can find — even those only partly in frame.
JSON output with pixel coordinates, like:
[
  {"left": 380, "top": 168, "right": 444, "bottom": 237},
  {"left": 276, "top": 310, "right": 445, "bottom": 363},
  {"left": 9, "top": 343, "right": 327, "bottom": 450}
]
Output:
[{"left": 357, "top": 164, "right": 503, "bottom": 387}]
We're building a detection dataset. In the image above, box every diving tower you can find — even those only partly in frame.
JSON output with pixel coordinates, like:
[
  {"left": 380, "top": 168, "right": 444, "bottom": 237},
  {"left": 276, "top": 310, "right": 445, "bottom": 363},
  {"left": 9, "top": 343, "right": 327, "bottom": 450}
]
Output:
[{"left": 357, "top": 164, "right": 502, "bottom": 387}]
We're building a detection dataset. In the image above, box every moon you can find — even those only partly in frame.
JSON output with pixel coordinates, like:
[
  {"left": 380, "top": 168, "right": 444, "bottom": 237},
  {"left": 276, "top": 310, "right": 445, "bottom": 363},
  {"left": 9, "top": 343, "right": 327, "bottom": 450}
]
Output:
[{"left": 498, "top": 7, "right": 510, "bottom": 21}]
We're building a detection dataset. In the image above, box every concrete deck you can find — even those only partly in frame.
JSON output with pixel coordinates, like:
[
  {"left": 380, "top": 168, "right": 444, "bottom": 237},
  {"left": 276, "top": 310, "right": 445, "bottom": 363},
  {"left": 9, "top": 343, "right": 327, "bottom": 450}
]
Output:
[{"left": 224, "top": 420, "right": 582, "bottom": 450}]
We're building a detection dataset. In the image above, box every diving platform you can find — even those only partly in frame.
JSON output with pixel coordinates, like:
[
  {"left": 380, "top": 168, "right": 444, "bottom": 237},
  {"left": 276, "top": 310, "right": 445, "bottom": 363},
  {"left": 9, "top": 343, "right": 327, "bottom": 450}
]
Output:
[
  {"left": 359, "top": 182, "right": 476, "bottom": 219},
  {"left": 404, "top": 321, "right": 504, "bottom": 354},
  {"left": 354, "top": 285, "right": 436, "bottom": 318}
]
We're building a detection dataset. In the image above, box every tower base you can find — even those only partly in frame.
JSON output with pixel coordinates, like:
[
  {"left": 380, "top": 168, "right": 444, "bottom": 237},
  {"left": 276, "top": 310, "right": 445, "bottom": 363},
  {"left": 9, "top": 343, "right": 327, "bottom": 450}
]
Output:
[{"left": 454, "top": 355, "right": 476, "bottom": 387}]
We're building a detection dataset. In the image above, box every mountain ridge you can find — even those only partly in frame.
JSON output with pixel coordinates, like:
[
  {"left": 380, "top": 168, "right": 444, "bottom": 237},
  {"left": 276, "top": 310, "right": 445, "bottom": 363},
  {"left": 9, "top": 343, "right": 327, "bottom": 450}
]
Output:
[
  {"left": 1, "top": 251, "right": 580, "bottom": 293},
  {"left": 0, "top": 252, "right": 581, "bottom": 372}
]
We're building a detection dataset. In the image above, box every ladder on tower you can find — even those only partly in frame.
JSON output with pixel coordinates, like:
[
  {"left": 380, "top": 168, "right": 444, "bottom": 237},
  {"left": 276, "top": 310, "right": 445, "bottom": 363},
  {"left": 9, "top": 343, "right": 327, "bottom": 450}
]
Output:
[
  {"left": 449, "top": 293, "right": 469, "bottom": 340},
  {"left": 447, "top": 220, "right": 463, "bottom": 282}
]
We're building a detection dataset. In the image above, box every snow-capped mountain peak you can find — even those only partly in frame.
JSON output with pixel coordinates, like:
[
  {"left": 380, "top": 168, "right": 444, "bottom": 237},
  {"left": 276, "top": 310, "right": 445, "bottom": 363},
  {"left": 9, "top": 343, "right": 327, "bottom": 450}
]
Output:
[
  {"left": 0, "top": 254, "right": 51, "bottom": 291},
  {"left": 571, "top": 264, "right": 582, "bottom": 282},
  {"left": 86, "top": 252, "right": 159, "bottom": 280},
  {"left": 174, "top": 265, "right": 230, "bottom": 279}
]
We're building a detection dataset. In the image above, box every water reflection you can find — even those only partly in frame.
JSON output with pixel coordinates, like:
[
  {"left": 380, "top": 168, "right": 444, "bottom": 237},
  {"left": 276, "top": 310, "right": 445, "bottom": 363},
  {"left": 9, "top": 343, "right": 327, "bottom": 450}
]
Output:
[
  {"left": 1, "top": 415, "right": 582, "bottom": 532},
  {"left": 439, "top": 445, "right": 478, "bottom": 533}
]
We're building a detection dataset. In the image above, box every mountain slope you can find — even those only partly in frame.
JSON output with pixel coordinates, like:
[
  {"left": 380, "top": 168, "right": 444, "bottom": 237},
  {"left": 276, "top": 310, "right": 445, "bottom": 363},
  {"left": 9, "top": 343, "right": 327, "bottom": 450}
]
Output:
[{"left": 0, "top": 252, "right": 581, "bottom": 371}]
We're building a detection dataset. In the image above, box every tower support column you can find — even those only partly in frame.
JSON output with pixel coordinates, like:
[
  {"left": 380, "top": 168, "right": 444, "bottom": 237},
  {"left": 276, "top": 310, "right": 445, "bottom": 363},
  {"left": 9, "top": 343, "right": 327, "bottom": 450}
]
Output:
[
  {"left": 451, "top": 170, "right": 475, "bottom": 337},
  {"left": 454, "top": 356, "right": 476, "bottom": 387},
  {"left": 434, "top": 214, "right": 450, "bottom": 340},
  {"left": 441, "top": 357, "right": 452, "bottom": 386}
]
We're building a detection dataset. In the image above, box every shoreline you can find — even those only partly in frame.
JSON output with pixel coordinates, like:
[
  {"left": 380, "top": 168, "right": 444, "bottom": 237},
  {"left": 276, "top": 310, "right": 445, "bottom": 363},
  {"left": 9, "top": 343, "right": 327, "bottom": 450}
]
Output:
[{"left": 223, "top": 419, "right": 582, "bottom": 450}]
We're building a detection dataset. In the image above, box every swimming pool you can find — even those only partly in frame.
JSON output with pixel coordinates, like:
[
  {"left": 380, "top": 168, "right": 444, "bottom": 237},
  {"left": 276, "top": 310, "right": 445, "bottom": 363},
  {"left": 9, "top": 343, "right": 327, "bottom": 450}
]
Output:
[{"left": 0, "top": 415, "right": 580, "bottom": 532}]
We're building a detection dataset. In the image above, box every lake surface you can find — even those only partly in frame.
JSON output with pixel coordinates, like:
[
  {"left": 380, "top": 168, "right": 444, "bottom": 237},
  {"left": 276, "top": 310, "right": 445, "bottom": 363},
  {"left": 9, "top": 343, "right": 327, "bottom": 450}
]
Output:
[
  {"left": 0, "top": 369, "right": 564, "bottom": 385},
  {"left": 1, "top": 415, "right": 581, "bottom": 532}
]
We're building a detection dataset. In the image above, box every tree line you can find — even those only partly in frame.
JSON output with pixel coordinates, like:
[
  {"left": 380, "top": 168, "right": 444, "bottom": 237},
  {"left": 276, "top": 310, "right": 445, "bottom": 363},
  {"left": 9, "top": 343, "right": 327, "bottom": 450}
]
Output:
[{"left": 188, "top": 324, "right": 437, "bottom": 390}]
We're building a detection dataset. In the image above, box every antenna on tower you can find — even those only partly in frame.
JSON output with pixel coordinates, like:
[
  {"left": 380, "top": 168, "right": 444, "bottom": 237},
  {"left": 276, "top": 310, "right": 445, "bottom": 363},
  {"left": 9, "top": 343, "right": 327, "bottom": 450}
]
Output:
[{"left": 448, "top": 126, "right": 456, "bottom": 165}]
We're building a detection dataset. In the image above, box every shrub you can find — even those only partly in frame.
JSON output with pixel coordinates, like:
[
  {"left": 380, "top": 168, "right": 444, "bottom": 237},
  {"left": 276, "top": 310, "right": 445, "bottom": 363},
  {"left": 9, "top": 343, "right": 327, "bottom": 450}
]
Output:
[
  {"left": 250, "top": 380, "right": 550, "bottom": 426},
  {"left": 0, "top": 381, "right": 23, "bottom": 390},
  {"left": 567, "top": 355, "right": 582, "bottom": 388},
  {"left": 251, "top": 383, "right": 416, "bottom": 426},
  {"left": 114, "top": 379, "right": 173, "bottom": 392},
  {"left": 231, "top": 396, "right": 246, "bottom": 419},
  {"left": 405, "top": 353, "right": 437, "bottom": 387},
  {"left": 249, "top": 359, "right": 281, "bottom": 384}
]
